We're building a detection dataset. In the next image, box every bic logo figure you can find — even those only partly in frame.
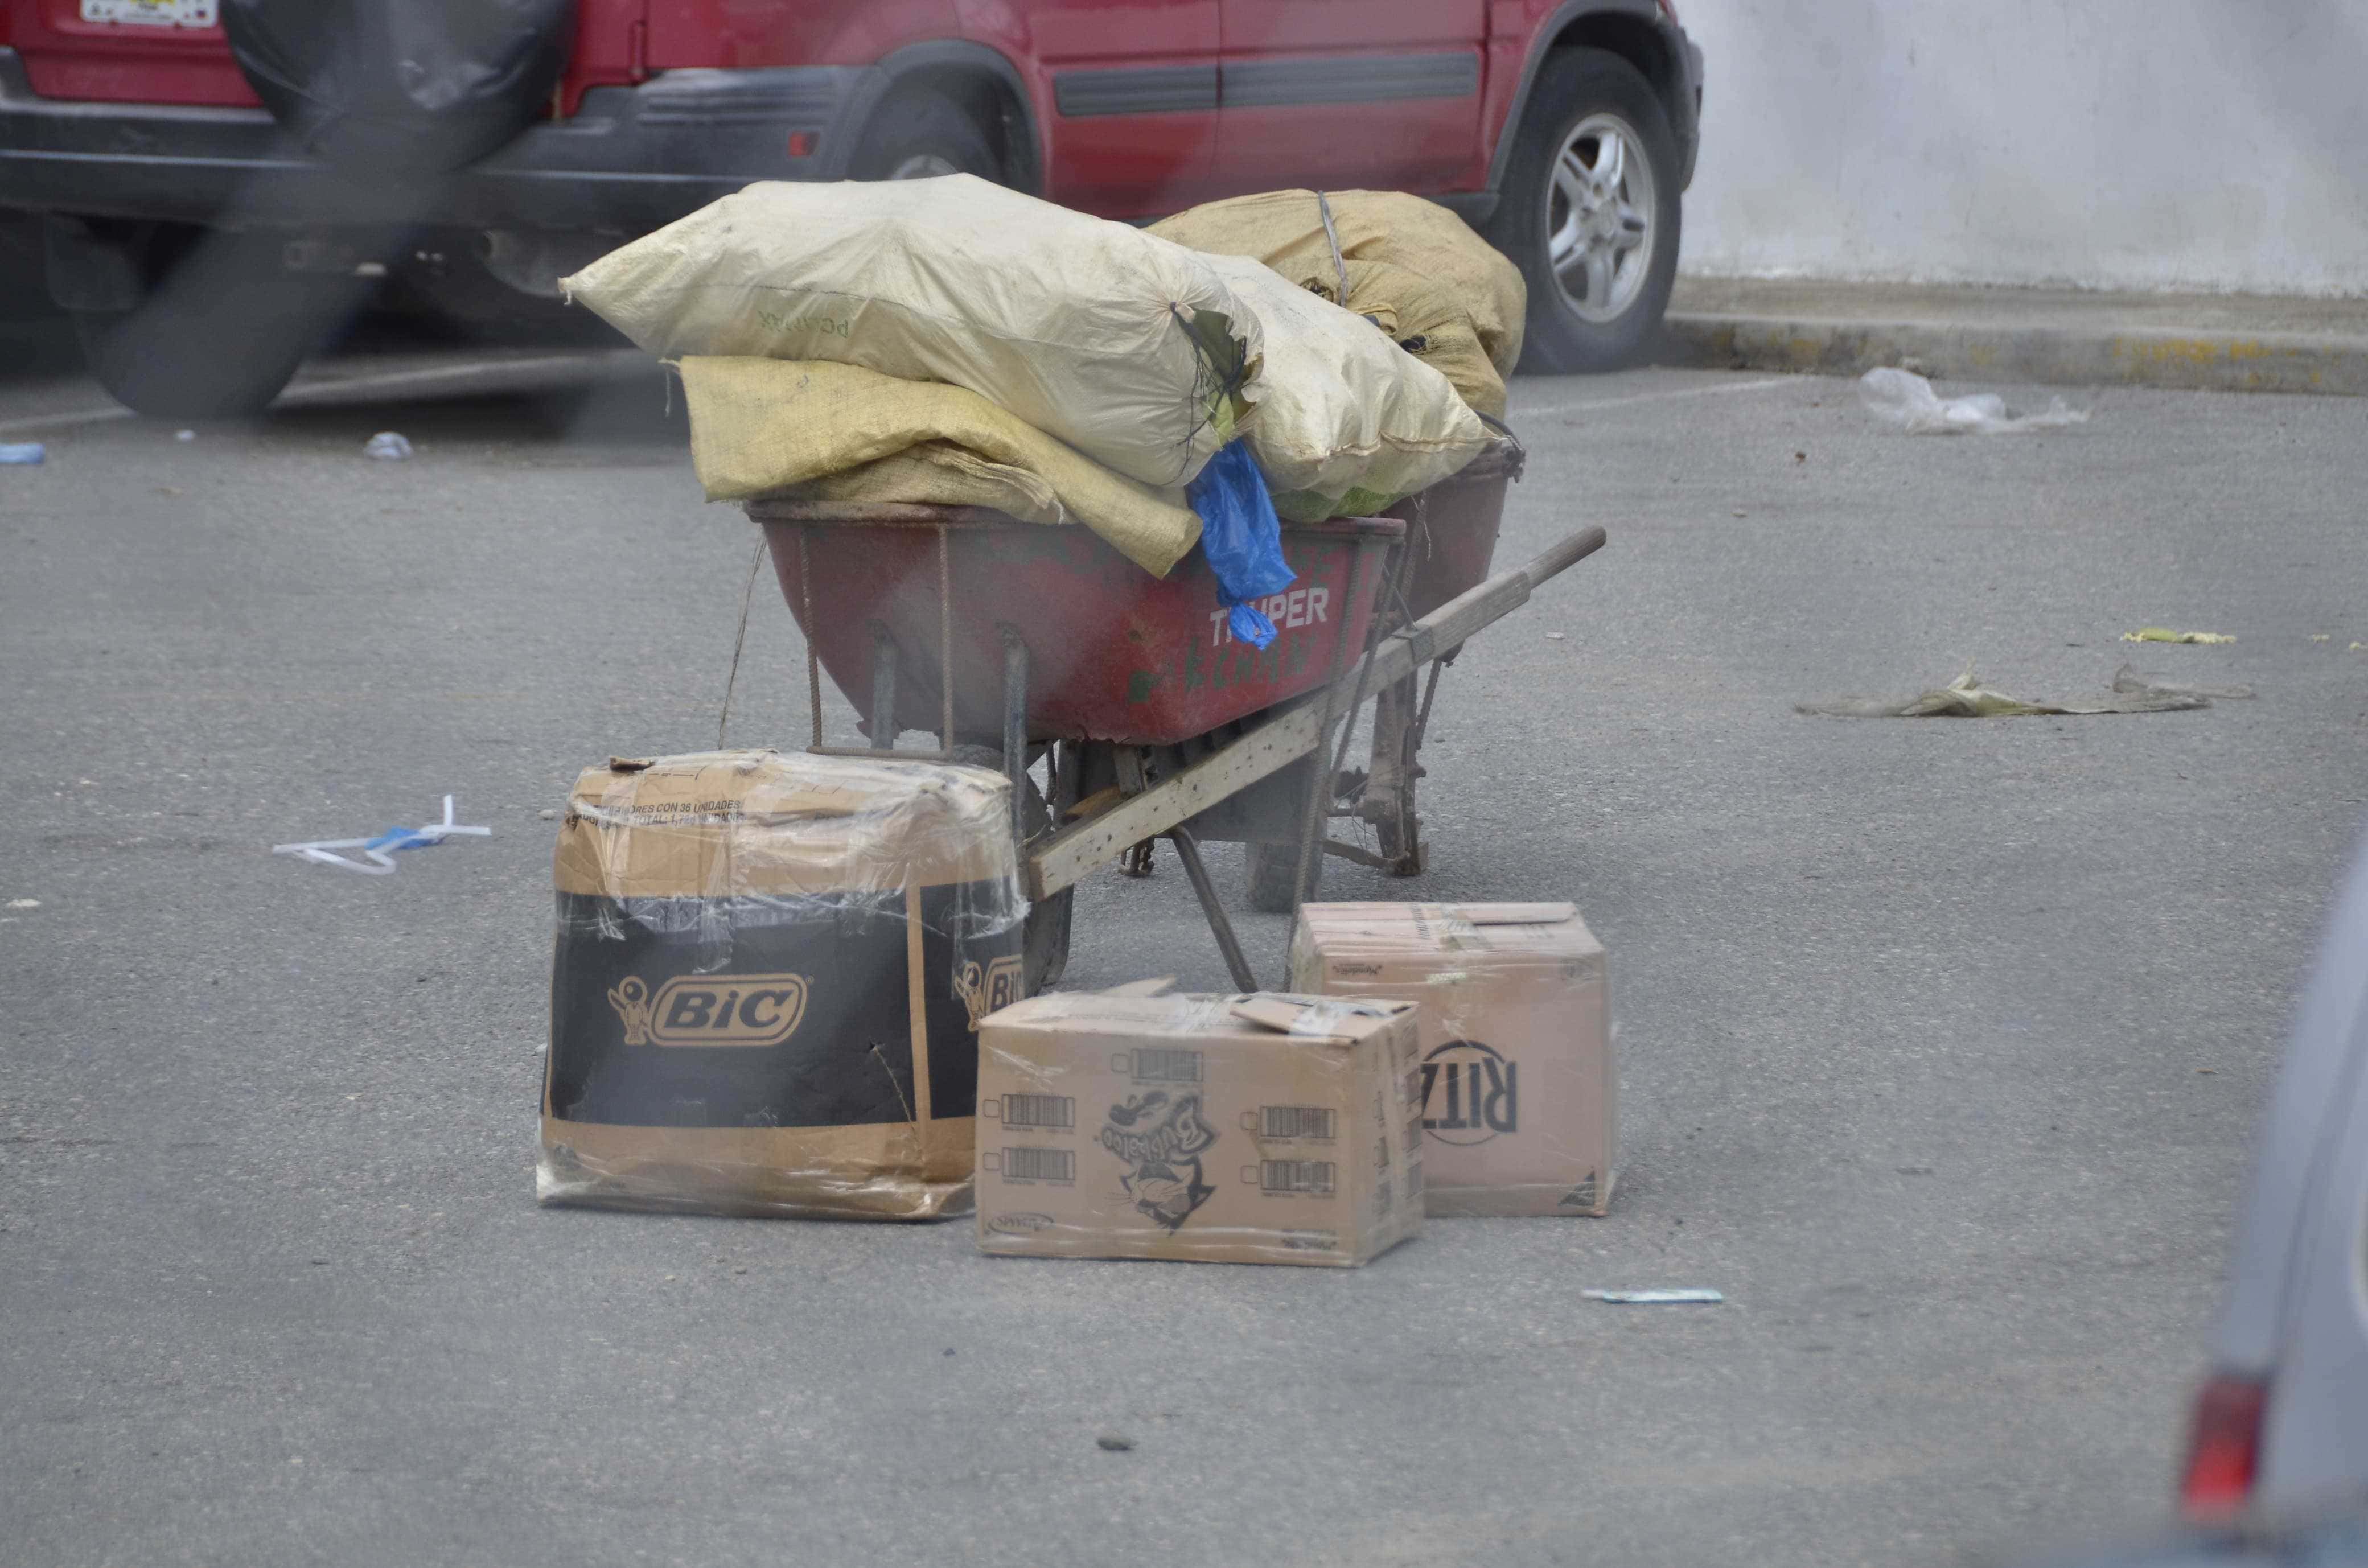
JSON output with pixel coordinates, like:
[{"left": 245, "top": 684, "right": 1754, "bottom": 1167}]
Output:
[
  {"left": 607, "top": 974, "right": 810, "bottom": 1048},
  {"left": 957, "top": 955, "right": 1026, "bottom": 1027}
]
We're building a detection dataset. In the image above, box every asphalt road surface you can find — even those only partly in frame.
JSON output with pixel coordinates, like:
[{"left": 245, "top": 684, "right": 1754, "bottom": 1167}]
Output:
[{"left": 6, "top": 331, "right": 2365, "bottom": 1568}]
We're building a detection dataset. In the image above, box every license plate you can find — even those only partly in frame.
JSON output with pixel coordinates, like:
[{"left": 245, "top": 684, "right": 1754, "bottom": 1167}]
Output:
[{"left": 80, "top": 0, "right": 217, "bottom": 27}]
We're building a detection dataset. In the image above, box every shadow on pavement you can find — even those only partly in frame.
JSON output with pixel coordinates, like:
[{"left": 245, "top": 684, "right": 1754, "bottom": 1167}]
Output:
[{"left": 260, "top": 369, "right": 688, "bottom": 450}]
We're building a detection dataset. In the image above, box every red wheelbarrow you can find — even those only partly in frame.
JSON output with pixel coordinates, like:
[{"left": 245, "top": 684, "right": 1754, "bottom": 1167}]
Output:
[{"left": 746, "top": 434, "right": 1602, "bottom": 992}]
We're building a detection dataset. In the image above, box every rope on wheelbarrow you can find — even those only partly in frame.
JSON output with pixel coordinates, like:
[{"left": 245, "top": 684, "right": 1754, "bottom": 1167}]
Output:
[{"left": 716, "top": 537, "right": 767, "bottom": 750}]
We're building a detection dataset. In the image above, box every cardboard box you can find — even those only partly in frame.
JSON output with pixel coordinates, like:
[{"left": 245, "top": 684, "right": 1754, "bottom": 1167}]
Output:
[
  {"left": 538, "top": 750, "right": 1025, "bottom": 1220},
  {"left": 1290, "top": 902, "right": 1614, "bottom": 1217},
  {"left": 974, "top": 992, "right": 1424, "bottom": 1266}
]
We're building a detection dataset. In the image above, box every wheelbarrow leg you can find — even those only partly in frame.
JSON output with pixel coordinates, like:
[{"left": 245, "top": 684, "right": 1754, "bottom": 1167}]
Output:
[
  {"left": 1167, "top": 825, "right": 1260, "bottom": 993},
  {"left": 868, "top": 625, "right": 899, "bottom": 750},
  {"left": 1000, "top": 628, "right": 1028, "bottom": 842},
  {"left": 1026, "top": 740, "right": 1078, "bottom": 993},
  {"left": 995, "top": 628, "right": 1074, "bottom": 995},
  {"left": 1362, "top": 528, "right": 1432, "bottom": 876}
]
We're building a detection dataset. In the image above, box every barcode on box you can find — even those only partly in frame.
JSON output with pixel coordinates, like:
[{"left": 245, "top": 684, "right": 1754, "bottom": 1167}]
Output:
[
  {"left": 1260, "top": 1159, "right": 1335, "bottom": 1196},
  {"left": 1133, "top": 1048, "right": 1202, "bottom": 1084},
  {"left": 1001, "top": 1093, "right": 1075, "bottom": 1130},
  {"left": 1260, "top": 1105, "right": 1335, "bottom": 1141},
  {"left": 1002, "top": 1147, "right": 1075, "bottom": 1184}
]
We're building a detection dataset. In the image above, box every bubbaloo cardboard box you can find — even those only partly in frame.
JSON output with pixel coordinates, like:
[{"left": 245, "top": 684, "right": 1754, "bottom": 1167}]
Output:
[
  {"left": 1290, "top": 902, "right": 1614, "bottom": 1217},
  {"left": 537, "top": 750, "right": 1025, "bottom": 1220},
  {"left": 973, "top": 991, "right": 1423, "bottom": 1266}
]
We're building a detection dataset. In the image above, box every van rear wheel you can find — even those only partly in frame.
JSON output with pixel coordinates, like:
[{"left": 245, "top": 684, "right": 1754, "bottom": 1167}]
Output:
[
  {"left": 65, "top": 225, "right": 357, "bottom": 419},
  {"left": 854, "top": 89, "right": 1002, "bottom": 183}
]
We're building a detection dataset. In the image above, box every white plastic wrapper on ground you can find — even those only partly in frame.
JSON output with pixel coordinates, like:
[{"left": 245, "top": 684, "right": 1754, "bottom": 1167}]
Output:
[{"left": 1859, "top": 367, "right": 2089, "bottom": 435}]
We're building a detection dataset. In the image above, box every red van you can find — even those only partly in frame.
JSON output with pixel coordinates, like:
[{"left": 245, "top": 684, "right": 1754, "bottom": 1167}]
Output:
[{"left": 0, "top": 0, "right": 1701, "bottom": 418}]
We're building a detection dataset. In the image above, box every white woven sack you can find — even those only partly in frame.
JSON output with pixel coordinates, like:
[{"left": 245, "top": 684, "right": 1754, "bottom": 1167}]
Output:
[
  {"left": 561, "top": 175, "right": 1260, "bottom": 489},
  {"left": 1199, "top": 253, "right": 1487, "bottom": 520}
]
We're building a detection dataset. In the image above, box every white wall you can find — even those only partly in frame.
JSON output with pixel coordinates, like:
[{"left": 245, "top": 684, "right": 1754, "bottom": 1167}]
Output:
[{"left": 1674, "top": 0, "right": 2368, "bottom": 295}]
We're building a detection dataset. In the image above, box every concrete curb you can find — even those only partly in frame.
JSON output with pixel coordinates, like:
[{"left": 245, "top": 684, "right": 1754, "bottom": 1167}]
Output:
[{"left": 1658, "top": 312, "right": 2368, "bottom": 396}]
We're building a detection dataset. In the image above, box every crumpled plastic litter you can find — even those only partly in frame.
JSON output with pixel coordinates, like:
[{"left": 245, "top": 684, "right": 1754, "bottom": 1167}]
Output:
[
  {"left": 273, "top": 794, "right": 490, "bottom": 873},
  {"left": 1797, "top": 662, "right": 2210, "bottom": 718},
  {"left": 2113, "top": 664, "right": 2255, "bottom": 701},
  {"left": 2122, "top": 627, "right": 2234, "bottom": 645},
  {"left": 364, "top": 431, "right": 414, "bottom": 460},
  {"left": 1582, "top": 1288, "right": 1724, "bottom": 1304},
  {"left": 0, "top": 443, "right": 44, "bottom": 465},
  {"left": 1859, "top": 367, "right": 2089, "bottom": 435},
  {"left": 1187, "top": 438, "right": 1295, "bottom": 649}
]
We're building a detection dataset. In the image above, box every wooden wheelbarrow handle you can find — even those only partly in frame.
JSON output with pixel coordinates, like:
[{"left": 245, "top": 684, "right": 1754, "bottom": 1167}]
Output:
[{"left": 1025, "top": 522, "right": 1610, "bottom": 901}]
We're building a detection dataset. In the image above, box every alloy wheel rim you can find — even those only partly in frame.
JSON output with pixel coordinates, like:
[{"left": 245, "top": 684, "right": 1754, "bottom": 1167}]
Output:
[
  {"left": 890, "top": 153, "right": 961, "bottom": 179},
  {"left": 1545, "top": 112, "right": 1656, "bottom": 323}
]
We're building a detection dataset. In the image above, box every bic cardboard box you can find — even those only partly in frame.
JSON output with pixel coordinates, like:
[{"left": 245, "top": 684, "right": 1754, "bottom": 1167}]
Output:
[
  {"left": 538, "top": 750, "right": 1026, "bottom": 1221},
  {"left": 1290, "top": 902, "right": 1614, "bottom": 1217},
  {"left": 974, "top": 991, "right": 1423, "bottom": 1266}
]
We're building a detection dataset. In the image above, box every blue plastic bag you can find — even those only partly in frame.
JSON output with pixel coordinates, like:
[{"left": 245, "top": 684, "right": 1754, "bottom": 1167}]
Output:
[{"left": 1186, "top": 439, "right": 1295, "bottom": 648}]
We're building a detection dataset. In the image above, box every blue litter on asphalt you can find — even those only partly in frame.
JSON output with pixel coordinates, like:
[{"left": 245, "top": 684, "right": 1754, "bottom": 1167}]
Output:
[
  {"left": 1582, "top": 1288, "right": 1724, "bottom": 1305},
  {"left": 273, "top": 795, "right": 491, "bottom": 875},
  {"left": 0, "top": 443, "right": 44, "bottom": 465}
]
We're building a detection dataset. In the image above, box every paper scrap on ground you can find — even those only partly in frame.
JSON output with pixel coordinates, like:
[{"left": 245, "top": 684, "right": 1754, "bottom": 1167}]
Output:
[
  {"left": 1798, "top": 662, "right": 2210, "bottom": 718},
  {"left": 273, "top": 795, "right": 490, "bottom": 874},
  {"left": 2122, "top": 627, "right": 2234, "bottom": 645},
  {"left": 1583, "top": 1289, "right": 1724, "bottom": 1305},
  {"left": 1859, "top": 367, "right": 2089, "bottom": 435},
  {"left": 2113, "top": 664, "right": 2255, "bottom": 701}
]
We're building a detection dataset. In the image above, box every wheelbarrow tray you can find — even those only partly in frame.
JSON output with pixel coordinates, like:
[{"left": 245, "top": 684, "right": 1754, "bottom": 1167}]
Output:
[
  {"left": 749, "top": 501, "right": 1403, "bottom": 749},
  {"left": 1385, "top": 435, "right": 1523, "bottom": 623}
]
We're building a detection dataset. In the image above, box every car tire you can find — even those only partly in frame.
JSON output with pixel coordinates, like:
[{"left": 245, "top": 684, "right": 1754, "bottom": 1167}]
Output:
[
  {"left": 69, "top": 227, "right": 358, "bottom": 419},
  {"left": 1490, "top": 48, "right": 1682, "bottom": 374},
  {"left": 853, "top": 89, "right": 1002, "bottom": 183}
]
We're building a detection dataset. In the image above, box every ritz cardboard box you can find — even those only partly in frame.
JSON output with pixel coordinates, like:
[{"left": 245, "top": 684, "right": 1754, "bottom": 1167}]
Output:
[
  {"left": 1290, "top": 902, "right": 1615, "bottom": 1217},
  {"left": 973, "top": 991, "right": 1424, "bottom": 1266}
]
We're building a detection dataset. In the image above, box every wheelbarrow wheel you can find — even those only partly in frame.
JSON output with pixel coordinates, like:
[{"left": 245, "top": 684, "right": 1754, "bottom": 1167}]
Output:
[
  {"left": 949, "top": 745, "right": 1071, "bottom": 993},
  {"left": 1245, "top": 839, "right": 1320, "bottom": 915}
]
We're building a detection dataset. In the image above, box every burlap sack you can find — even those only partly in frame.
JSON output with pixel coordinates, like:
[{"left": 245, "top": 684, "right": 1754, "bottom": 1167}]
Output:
[
  {"left": 677, "top": 357, "right": 1202, "bottom": 577},
  {"left": 563, "top": 175, "right": 1261, "bottom": 489},
  {"left": 1325, "top": 258, "right": 1506, "bottom": 418},
  {"left": 1149, "top": 188, "right": 1527, "bottom": 378},
  {"left": 787, "top": 443, "right": 1067, "bottom": 526},
  {"left": 1199, "top": 253, "right": 1489, "bottom": 522}
]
